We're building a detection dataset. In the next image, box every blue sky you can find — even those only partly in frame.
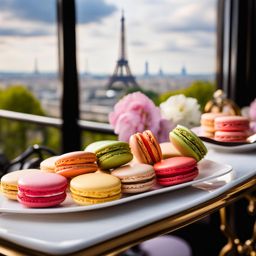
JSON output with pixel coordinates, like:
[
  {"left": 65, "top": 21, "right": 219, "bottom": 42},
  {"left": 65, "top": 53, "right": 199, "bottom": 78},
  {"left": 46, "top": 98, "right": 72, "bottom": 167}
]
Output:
[{"left": 0, "top": 0, "right": 216, "bottom": 74}]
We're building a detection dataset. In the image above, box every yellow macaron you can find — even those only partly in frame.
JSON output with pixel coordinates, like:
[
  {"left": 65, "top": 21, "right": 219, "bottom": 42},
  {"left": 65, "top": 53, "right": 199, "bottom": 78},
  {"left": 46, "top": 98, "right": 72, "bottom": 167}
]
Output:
[
  {"left": 70, "top": 172, "right": 121, "bottom": 205},
  {"left": 0, "top": 169, "right": 42, "bottom": 200}
]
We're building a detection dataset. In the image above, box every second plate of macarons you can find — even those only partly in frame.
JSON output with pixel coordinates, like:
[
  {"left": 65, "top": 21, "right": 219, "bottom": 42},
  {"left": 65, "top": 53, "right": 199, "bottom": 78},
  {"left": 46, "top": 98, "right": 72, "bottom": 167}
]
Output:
[
  {"left": 0, "top": 159, "right": 232, "bottom": 214},
  {"left": 202, "top": 141, "right": 256, "bottom": 153}
]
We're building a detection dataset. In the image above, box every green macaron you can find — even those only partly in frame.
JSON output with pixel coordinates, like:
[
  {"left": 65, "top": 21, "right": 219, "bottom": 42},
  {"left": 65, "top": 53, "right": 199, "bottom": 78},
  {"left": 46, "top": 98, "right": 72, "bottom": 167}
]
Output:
[
  {"left": 169, "top": 125, "right": 207, "bottom": 162},
  {"left": 85, "top": 140, "right": 133, "bottom": 170}
]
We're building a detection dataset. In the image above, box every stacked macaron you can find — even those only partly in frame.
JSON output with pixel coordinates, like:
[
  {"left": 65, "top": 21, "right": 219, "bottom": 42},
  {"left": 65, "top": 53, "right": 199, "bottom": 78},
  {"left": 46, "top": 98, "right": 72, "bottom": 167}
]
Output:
[
  {"left": 200, "top": 112, "right": 228, "bottom": 138},
  {"left": 214, "top": 115, "right": 250, "bottom": 142}
]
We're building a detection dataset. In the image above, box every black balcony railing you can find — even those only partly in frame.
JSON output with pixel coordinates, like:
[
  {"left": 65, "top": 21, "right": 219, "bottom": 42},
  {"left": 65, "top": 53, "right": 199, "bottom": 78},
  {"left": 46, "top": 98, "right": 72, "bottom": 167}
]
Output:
[{"left": 0, "top": 109, "right": 114, "bottom": 134}]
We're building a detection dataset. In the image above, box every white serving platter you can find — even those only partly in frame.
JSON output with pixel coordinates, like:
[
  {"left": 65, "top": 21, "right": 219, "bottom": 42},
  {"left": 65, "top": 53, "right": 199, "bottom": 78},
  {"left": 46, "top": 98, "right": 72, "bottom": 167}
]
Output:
[{"left": 0, "top": 159, "right": 232, "bottom": 214}]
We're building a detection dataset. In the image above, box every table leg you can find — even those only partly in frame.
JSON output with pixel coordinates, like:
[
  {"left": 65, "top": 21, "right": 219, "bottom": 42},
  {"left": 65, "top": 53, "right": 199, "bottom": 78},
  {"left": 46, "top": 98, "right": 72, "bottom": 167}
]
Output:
[{"left": 219, "top": 193, "right": 256, "bottom": 256}]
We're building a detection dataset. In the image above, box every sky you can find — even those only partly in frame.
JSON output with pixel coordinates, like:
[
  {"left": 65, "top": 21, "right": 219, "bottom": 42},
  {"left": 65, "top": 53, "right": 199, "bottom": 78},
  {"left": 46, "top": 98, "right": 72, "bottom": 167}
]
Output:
[{"left": 0, "top": 0, "right": 217, "bottom": 75}]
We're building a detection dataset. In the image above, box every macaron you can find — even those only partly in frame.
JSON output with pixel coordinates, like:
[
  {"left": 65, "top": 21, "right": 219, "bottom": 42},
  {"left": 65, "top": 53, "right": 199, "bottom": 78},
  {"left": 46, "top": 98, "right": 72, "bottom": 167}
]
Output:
[
  {"left": 40, "top": 156, "right": 59, "bottom": 172},
  {"left": 214, "top": 115, "right": 249, "bottom": 132},
  {"left": 154, "top": 157, "right": 198, "bottom": 187},
  {"left": 0, "top": 169, "right": 42, "bottom": 200},
  {"left": 214, "top": 131, "right": 248, "bottom": 142},
  {"left": 160, "top": 142, "right": 181, "bottom": 159},
  {"left": 17, "top": 172, "right": 68, "bottom": 208},
  {"left": 169, "top": 125, "right": 207, "bottom": 162},
  {"left": 55, "top": 151, "right": 98, "bottom": 178},
  {"left": 129, "top": 130, "right": 162, "bottom": 165},
  {"left": 85, "top": 140, "right": 133, "bottom": 170},
  {"left": 111, "top": 163, "right": 156, "bottom": 193},
  {"left": 200, "top": 112, "right": 229, "bottom": 138},
  {"left": 70, "top": 172, "right": 121, "bottom": 205}
]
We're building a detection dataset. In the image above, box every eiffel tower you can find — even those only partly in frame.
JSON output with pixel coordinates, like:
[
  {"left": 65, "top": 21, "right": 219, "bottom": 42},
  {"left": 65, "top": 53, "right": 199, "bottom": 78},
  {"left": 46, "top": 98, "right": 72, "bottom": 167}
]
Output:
[{"left": 107, "top": 11, "right": 139, "bottom": 89}]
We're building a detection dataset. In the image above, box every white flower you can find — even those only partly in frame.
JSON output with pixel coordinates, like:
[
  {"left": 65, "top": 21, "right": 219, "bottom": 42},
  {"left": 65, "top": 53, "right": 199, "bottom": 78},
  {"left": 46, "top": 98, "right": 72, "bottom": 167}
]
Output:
[{"left": 160, "top": 94, "right": 201, "bottom": 128}]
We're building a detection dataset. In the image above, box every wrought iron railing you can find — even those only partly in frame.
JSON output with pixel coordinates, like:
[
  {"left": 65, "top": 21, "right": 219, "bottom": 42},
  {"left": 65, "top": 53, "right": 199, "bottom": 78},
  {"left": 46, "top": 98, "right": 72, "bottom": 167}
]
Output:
[{"left": 0, "top": 109, "right": 114, "bottom": 134}]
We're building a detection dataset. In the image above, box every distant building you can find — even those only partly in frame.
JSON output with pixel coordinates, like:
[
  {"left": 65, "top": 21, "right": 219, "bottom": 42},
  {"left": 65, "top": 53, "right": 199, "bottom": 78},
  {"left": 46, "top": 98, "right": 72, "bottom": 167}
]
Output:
[
  {"left": 144, "top": 61, "right": 149, "bottom": 76},
  {"left": 181, "top": 65, "right": 187, "bottom": 76},
  {"left": 158, "top": 67, "right": 164, "bottom": 77},
  {"left": 34, "top": 58, "right": 39, "bottom": 75}
]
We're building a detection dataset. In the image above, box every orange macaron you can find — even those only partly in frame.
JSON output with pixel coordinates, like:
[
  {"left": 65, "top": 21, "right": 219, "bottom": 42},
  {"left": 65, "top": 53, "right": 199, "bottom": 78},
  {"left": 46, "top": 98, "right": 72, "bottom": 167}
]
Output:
[
  {"left": 55, "top": 151, "right": 98, "bottom": 178},
  {"left": 129, "top": 130, "right": 162, "bottom": 165}
]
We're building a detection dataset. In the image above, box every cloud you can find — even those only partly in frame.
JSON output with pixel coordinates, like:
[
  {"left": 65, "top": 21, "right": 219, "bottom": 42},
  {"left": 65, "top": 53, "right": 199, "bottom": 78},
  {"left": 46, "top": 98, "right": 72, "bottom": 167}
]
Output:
[
  {"left": 153, "top": 1, "right": 216, "bottom": 34},
  {"left": 0, "top": 0, "right": 117, "bottom": 37},
  {"left": 76, "top": 0, "right": 117, "bottom": 24},
  {"left": 0, "top": 28, "right": 51, "bottom": 37},
  {"left": 163, "top": 34, "right": 215, "bottom": 54}
]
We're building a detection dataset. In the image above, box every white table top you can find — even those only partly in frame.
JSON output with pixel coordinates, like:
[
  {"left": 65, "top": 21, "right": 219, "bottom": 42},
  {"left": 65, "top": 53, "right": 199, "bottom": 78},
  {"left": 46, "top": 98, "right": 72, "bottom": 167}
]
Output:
[{"left": 1, "top": 149, "right": 256, "bottom": 255}]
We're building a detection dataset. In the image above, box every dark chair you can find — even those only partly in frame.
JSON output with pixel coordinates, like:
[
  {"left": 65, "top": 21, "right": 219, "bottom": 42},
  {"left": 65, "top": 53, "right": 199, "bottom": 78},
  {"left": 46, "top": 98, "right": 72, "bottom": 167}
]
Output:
[{"left": 0, "top": 144, "right": 57, "bottom": 178}]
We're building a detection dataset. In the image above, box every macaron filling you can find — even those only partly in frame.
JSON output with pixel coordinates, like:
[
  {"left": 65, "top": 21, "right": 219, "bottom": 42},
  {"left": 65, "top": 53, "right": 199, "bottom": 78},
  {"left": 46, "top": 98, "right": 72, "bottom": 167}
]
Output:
[
  {"left": 138, "top": 134, "right": 156, "bottom": 163},
  {"left": 172, "top": 127, "right": 207, "bottom": 158}
]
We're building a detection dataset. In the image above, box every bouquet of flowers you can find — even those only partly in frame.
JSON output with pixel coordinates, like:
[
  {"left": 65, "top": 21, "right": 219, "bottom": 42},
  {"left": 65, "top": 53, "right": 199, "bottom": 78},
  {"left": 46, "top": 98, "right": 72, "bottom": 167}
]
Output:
[
  {"left": 109, "top": 92, "right": 173, "bottom": 142},
  {"left": 109, "top": 92, "right": 203, "bottom": 143}
]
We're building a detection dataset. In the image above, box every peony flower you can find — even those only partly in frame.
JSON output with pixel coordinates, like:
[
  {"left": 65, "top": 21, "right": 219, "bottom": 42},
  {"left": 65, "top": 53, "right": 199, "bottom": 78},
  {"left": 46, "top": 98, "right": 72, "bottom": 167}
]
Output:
[
  {"left": 109, "top": 92, "right": 172, "bottom": 142},
  {"left": 160, "top": 94, "right": 201, "bottom": 128},
  {"left": 249, "top": 98, "right": 256, "bottom": 121}
]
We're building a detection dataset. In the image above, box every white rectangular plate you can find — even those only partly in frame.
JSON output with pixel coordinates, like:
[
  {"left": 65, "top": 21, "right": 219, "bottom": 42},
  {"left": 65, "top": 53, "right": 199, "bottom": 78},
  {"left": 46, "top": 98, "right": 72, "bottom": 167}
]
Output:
[{"left": 0, "top": 159, "right": 232, "bottom": 214}]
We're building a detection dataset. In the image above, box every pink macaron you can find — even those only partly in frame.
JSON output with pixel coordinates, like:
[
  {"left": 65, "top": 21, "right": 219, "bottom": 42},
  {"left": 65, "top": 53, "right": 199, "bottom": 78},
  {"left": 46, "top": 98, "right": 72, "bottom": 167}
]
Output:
[
  {"left": 214, "top": 131, "right": 248, "bottom": 142},
  {"left": 111, "top": 163, "right": 156, "bottom": 193},
  {"left": 153, "top": 157, "right": 198, "bottom": 187},
  {"left": 214, "top": 116, "right": 249, "bottom": 131},
  {"left": 17, "top": 172, "right": 68, "bottom": 208}
]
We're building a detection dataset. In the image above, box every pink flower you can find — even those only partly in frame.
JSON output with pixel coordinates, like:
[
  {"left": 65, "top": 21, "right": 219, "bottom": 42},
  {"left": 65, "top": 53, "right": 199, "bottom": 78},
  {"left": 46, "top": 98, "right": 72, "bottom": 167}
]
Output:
[
  {"left": 249, "top": 99, "right": 256, "bottom": 121},
  {"left": 109, "top": 92, "right": 172, "bottom": 142},
  {"left": 157, "top": 118, "right": 175, "bottom": 143},
  {"left": 250, "top": 121, "right": 256, "bottom": 133}
]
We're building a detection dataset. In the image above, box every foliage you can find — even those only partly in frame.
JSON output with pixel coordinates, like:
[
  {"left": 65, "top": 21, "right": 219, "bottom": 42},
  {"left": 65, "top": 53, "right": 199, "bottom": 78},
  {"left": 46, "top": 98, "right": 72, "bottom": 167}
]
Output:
[
  {"left": 159, "top": 80, "right": 216, "bottom": 111},
  {"left": 0, "top": 86, "right": 45, "bottom": 115},
  {"left": 0, "top": 85, "right": 60, "bottom": 159}
]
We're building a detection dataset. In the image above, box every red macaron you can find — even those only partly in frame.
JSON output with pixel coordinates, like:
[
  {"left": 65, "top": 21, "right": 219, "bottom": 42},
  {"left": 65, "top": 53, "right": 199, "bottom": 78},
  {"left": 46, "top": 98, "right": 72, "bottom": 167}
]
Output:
[{"left": 153, "top": 156, "right": 198, "bottom": 186}]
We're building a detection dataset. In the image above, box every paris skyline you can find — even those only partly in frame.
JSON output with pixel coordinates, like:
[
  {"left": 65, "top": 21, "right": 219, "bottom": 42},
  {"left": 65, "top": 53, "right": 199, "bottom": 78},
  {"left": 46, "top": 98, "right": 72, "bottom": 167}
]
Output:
[{"left": 0, "top": 0, "right": 216, "bottom": 75}]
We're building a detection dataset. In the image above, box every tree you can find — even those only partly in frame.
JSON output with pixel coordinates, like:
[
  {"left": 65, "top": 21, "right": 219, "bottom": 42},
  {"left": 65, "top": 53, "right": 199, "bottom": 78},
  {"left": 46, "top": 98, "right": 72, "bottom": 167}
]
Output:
[{"left": 0, "top": 85, "right": 60, "bottom": 159}]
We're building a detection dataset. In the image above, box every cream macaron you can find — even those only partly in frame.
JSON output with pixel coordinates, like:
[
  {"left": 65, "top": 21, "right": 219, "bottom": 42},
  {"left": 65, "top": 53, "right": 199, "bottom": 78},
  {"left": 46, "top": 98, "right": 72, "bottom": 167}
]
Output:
[
  {"left": 40, "top": 156, "right": 59, "bottom": 173},
  {"left": 111, "top": 163, "right": 156, "bottom": 193}
]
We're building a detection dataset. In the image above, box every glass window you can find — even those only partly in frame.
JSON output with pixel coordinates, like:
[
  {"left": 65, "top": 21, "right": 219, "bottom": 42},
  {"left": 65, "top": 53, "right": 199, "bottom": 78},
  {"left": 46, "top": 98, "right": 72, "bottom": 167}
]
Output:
[{"left": 76, "top": 0, "right": 217, "bottom": 124}]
